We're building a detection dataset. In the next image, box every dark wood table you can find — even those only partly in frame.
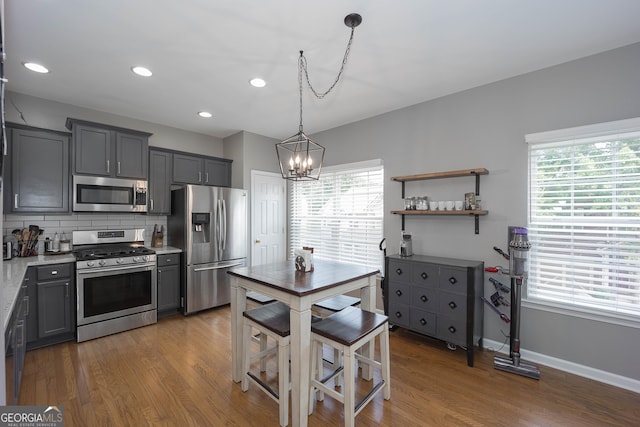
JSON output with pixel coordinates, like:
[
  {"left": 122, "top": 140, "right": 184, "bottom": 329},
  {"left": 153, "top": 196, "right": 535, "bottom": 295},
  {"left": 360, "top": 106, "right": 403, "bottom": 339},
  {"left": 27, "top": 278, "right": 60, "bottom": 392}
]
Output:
[{"left": 228, "top": 260, "right": 380, "bottom": 427}]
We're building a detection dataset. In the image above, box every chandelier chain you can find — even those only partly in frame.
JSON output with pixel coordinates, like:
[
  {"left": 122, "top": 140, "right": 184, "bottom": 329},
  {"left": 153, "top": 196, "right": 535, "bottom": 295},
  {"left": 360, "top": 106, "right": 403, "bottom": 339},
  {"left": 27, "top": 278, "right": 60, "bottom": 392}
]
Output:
[{"left": 300, "top": 27, "right": 356, "bottom": 100}]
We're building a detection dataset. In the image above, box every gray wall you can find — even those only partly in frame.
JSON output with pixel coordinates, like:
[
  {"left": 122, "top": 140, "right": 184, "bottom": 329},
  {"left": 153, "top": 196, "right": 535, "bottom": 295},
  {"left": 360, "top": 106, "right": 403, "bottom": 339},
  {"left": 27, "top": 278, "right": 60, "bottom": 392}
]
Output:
[
  {"left": 314, "top": 42, "right": 640, "bottom": 381},
  {"left": 223, "top": 130, "right": 281, "bottom": 190},
  {"left": 5, "top": 91, "right": 224, "bottom": 156}
]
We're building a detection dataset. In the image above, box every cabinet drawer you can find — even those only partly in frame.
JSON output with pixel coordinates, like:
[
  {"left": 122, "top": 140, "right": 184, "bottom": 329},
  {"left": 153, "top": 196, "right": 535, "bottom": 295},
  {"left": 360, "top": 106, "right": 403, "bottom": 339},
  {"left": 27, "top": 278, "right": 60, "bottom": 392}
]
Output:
[
  {"left": 437, "top": 315, "right": 466, "bottom": 346},
  {"left": 411, "top": 264, "right": 438, "bottom": 288},
  {"left": 411, "top": 286, "right": 438, "bottom": 311},
  {"left": 387, "top": 260, "right": 412, "bottom": 284},
  {"left": 410, "top": 309, "right": 436, "bottom": 336},
  {"left": 157, "top": 254, "right": 180, "bottom": 267},
  {"left": 438, "top": 291, "right": 467, "bottom": 320},
  {"left": 36, "top": 264, "right": 72, "bottom": 281},
  {"left": 438, "top": 267, "right": 468, "bottom": 293},
  {"left": 388, "top": 302, "right": 411, "bottom": 328},
  {"left": 388, "top": 282, "right": 411, "bottom": 306}
]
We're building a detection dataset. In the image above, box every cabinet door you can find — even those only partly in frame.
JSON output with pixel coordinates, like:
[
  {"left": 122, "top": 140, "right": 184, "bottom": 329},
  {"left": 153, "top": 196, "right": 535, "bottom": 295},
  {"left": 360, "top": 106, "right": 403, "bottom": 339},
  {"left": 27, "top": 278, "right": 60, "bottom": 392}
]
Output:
[
  {"left": 157, "top": 264, "right": 181, "bottom": 312},
  {"left": 149, "top": 150, "right": 172, "bottom": 214},
  {"left": 203, "top": 158, "right": 231, "bottom": 187},
  {"left": 173, "top": 153, "right": 203, "bottom": 184},
  {"left": 25, "top": 269, "right": 38, "bottom": 344},
  {"left": 74, "top": 124, "right": 111, "bottom": 176},
  {"left": 37, "top": 279, "right": 72, "bottom": 338},
  {"left": 11, "top": 127, "right": 70, "bottom": 213},
  {"left": 116, "top": 132, "right": 148, "bottom": 178}
]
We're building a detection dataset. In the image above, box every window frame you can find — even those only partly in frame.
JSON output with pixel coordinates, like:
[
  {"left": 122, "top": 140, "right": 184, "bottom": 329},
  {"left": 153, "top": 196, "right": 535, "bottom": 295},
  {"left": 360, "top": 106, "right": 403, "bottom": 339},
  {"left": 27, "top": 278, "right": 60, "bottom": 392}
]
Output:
[{"left": 525, "top": 117, "right": 640, "bottom": 328}]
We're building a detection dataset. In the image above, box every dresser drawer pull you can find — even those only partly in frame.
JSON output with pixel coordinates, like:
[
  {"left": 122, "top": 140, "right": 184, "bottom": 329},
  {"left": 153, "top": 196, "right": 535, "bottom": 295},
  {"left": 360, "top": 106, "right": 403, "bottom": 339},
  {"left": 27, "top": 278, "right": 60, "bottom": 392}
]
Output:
[
  {"left": 448, "top": 301, "right": 457, "bottom": 309},
  {"left": 395, "top": 290, "right": 403, "bottom": 297},
  {"left": 51, "top": 271, "right": 58, "bottom": 275},
  {"left": 448, "top": 326, "right": 457, "bottom": 334},
  {"left": 419, "top": 318, "right": 428, "bottom": 326},
  {"left": 420, "top": 295, "right": 428, "bottom": 302},
  {"left": 448, "top": 277, "right": 458, "bottom": 285},
  {"left": 420, "top": 272, "right": 428, "bottom": 280},
  {"left": 395, "top": 268, "right": 403, "bottom": 275},
  {"left": 394, "top": 311, "right": 403, "bottom": 318}
]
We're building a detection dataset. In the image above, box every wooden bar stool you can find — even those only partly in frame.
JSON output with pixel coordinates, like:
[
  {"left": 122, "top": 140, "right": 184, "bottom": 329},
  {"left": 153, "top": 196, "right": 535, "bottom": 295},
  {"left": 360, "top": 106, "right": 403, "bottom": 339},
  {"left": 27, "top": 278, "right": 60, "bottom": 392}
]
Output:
[
  {"left": 242, "top": 301, "right": 291, "bottom": 427},
  {"left": 311, "top": 295, "right": 361, "bottom": 383},
  {"left": 246, "top": 291, "right": 277, "bottom": 371},
  {"left": 308, "top": 306, "right": 391, "bottom": 427}
]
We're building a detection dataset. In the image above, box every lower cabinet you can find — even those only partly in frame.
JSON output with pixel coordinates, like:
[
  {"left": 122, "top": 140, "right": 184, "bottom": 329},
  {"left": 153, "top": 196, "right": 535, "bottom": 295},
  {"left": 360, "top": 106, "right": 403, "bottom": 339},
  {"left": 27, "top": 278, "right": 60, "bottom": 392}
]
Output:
[
  {"left": 26, "top": 263, "right": 76, "bottom": 349},
  {"left": 4, "top": 278, "right": 28, "bottom": 405},
  {"left": 157, "top": 253, "right": 182, "bottom": 317},
  {"left": 385, "top": 254, "right": 484, "bottom": 366}
]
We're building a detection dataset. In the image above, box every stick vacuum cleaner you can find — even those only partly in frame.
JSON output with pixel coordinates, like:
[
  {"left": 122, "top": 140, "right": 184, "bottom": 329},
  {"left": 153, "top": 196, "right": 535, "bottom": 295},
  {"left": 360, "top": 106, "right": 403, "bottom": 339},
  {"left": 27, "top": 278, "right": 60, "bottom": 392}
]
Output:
[{"left": 494, "top": 226, "right": 541, "bottom": 380}]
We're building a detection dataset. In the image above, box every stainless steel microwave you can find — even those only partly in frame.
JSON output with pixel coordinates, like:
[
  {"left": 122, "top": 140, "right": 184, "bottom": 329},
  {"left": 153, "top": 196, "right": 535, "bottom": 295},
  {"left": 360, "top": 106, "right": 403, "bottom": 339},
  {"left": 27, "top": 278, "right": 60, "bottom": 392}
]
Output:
[{"left": 73, "top": 175, "right": 148, "bottom": 213}]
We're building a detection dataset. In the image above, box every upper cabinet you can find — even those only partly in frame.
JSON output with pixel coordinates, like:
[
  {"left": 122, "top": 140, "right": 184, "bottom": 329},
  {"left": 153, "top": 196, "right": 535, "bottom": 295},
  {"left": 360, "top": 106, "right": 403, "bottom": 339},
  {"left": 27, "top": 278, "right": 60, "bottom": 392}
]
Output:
[
  {"left": 66, "top": 118, "right": 151, "bottom": 179},
  {"left": 173, "top": 153, "right": 231, "bottom": 187},
  {"left": 5, "top": 124, "right": 71, "bottom": 213},
  {"left": 148, "top": 149, "right": 173, "bottom": 215}
]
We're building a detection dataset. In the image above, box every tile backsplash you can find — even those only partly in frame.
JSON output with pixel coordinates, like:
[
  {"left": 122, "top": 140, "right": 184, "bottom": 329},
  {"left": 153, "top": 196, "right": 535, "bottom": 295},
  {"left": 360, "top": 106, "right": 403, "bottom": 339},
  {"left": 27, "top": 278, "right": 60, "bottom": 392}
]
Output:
[{"left": 3, "top": 213, "right": 168, "bottom": 252}]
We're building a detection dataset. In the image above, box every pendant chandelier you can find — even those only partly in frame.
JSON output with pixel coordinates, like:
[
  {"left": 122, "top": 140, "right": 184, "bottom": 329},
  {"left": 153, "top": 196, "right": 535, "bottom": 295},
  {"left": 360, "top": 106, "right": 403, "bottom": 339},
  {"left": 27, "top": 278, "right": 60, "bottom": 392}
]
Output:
[{"left": 276, "top": 13, "right": 362, "bottom": 181}]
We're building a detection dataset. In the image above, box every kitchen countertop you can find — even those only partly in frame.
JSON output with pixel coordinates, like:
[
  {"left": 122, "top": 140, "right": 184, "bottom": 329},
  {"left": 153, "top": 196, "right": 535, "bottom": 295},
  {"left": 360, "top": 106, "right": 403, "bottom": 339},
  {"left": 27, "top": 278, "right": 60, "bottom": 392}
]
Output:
[{"left": 2, "top": 246, "right": 182, "bottom": 332}]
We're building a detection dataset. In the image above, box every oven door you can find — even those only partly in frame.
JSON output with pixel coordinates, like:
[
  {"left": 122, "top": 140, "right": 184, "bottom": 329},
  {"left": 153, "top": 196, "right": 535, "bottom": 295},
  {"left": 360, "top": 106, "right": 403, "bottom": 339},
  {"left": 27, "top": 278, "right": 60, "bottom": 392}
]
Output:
[{"left": 77, "top": 263, "right": 157, "bottom": 326}]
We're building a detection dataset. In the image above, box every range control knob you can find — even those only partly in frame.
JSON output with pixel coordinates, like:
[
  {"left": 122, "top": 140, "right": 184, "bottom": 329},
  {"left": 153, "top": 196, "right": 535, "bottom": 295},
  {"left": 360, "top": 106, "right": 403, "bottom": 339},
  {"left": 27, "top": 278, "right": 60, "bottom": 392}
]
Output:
[
  {"left": 133, "top": 256, "right": 141, "bottom": 263},
  {"left": 115, "top": 258, "right": 124, "bottom": 264},
  {"left": 98, "top": 260, "right": 107, "bottom": 267},
  {"left": 87, "top": 261, "right": 95, "bottom": 268}
]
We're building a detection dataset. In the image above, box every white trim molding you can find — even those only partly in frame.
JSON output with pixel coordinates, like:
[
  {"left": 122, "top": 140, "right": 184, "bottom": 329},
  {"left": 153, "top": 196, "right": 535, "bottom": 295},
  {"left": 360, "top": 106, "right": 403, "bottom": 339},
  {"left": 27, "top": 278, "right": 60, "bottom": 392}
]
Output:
[{"left": 483, "top": 338, "right": 640, "bottom": 393}]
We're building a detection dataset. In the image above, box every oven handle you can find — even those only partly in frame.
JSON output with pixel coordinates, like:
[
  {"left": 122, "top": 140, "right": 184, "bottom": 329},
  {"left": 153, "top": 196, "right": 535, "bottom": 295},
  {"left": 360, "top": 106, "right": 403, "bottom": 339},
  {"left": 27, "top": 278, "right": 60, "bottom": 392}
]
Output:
[
  {"left": 194, "top": 261, "right": 243, "bottom": 272},
  {"left": 77, "top": 264, "right": 155, "bottom": 276}
]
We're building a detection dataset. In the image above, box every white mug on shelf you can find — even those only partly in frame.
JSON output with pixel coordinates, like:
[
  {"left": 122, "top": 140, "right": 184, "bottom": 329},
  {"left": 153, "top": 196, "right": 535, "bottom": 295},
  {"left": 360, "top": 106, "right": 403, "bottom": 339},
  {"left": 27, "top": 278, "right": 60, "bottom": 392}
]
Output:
[
  {"left": 429, "top": 201, "right": 438, "bottom": 210},
  {"left": 445, "top": 201, "right": 454, "bottom": 211},
  {"left": 437, "top": 201, "right": 446, "bottom": 211},
  {"left": 454, "top": 200, "right": 464, "bottom": 210}
]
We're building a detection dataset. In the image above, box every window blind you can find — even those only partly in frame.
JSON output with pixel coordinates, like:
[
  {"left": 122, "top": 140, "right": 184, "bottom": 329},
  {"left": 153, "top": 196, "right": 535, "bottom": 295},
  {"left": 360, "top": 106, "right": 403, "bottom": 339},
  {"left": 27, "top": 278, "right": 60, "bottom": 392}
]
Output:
[
  {"left": 289, "top": 160, "right": 384, "bottom": 270},
  {"left": 527, "top": 119, "right": 640, "bottom": 319}
]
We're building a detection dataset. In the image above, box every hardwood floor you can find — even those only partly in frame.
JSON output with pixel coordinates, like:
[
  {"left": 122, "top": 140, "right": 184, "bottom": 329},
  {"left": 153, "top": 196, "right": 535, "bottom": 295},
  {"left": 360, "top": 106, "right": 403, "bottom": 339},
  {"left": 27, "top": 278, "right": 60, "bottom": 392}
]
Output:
[{"left": 19, "top": 306, "right": 639, "bottom": 426}]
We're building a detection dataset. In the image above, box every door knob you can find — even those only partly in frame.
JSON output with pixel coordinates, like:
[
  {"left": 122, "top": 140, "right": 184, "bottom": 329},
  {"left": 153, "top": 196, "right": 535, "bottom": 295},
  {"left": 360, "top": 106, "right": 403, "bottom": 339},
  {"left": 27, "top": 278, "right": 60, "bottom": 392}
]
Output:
[{"left": 255, "top": 239, "right": 261, "bottom": 243}]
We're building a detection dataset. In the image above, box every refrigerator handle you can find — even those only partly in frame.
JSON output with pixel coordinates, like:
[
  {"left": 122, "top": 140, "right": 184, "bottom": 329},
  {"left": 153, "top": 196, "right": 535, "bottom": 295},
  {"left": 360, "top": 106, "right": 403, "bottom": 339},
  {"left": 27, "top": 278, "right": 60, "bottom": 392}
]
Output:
[
  {"left": 222, "top": 199, "right": 227, "bottom": 251},
  {"left": 217, "top": 199, "right": 223, "bottom": 253}
]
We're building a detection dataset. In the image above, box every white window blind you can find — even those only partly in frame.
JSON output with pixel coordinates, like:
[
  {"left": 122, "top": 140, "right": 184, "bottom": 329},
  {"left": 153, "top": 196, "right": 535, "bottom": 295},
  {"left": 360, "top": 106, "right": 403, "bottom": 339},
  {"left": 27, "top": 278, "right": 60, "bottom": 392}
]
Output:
[
  {"left": 289, "top": 160, "right": 384, "bottom": 270},
  {"left": 526, "top": 118, "right": 640, "bottom": 320}
]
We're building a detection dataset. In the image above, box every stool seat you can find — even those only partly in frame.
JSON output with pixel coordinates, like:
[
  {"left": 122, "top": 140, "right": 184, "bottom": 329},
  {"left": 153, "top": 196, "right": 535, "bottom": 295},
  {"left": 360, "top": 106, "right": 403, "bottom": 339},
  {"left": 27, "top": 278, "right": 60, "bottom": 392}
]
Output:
[
  {"left": 312, "top": 295, "right": 360, "bottom": 314},
  {"left": 246, "top": 291, "right": 276, "bottom": 305},
  {"left": 312, "top": 305, "right": 388, "bottom": 345},
  {"left": 243, "top": 301, "right": 290, "bottom": 337}
]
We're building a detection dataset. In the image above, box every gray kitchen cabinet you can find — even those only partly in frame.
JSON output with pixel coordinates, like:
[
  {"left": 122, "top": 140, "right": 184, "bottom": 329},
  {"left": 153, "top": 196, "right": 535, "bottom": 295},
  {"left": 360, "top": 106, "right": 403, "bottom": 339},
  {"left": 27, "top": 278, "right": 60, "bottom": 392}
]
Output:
[
  {"left": 6, "top": 124, "right": 70, "bottom": 213},
  {"left": 385, "top": 254, "right": 483, "bottom": 367},
  {"left": 26, "top": 263, "right": 75, "bottom": 348},
  {"left": 149, "top": 149, "right": 172, "bottom": 214},
  {"left": 66, "top": 118, "right": 151, "bottom": 179},
  {"left": 173, "top": 152, "right": 231, "bottom": 187},
  {"left": 4, "top": 276, "right": 29, "bottom": 405},
  {"left": 157, "top": 253, "right": 181, "bottom": 317}
]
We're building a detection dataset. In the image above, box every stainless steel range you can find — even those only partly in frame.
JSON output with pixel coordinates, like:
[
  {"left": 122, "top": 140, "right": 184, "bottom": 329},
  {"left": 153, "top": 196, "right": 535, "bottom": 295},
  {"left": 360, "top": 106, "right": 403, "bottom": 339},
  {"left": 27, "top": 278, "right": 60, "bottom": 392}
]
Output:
[{"left": 73, "top": 229, "right": 157, "bottom": 342}]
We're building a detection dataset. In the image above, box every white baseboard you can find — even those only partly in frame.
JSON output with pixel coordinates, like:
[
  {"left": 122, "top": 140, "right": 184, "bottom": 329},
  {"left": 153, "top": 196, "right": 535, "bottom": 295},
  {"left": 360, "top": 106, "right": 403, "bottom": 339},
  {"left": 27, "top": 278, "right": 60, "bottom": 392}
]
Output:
[{"left": 482, "top": 338, "right": 640, "bottom": 394}]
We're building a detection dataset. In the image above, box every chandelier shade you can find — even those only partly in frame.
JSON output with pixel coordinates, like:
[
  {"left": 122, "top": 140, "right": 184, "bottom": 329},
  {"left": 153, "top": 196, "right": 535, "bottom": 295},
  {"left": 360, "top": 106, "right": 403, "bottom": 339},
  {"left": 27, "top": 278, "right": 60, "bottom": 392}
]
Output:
[{"left": 276, "top": 131, "right": 324, "bottom": 181}]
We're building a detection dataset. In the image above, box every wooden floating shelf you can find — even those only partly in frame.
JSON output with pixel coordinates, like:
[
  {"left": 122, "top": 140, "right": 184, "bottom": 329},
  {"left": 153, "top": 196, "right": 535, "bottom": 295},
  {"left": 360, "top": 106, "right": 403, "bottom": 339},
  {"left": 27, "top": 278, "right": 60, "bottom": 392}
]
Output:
[
  {"left": 391, "top": 168, "right": 489, "bottom": 182},
  {"left": 391, "top": 210, "right": 488, "bottom": 216}
]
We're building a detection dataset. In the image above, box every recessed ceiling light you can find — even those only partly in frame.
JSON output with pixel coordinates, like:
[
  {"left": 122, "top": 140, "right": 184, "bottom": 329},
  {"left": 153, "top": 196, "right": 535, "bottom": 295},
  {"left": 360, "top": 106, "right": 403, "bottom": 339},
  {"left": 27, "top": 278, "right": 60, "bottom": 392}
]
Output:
[
  {"left": 198, "top": 111, "right": 212, "bottom": 118},
  {"left": 131, "top": 66, "right": 153, "bottom": 77},
  {"left": 250, "top": 78, "right": 266, "bottom": 88},
  {"left": 23, "top": 62, "right": 49, "bottom": 74}
]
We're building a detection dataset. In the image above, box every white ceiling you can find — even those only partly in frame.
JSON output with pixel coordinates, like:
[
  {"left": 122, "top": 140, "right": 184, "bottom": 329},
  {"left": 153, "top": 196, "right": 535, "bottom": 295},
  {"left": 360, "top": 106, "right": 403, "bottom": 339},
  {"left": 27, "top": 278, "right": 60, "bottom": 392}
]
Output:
[{"left": 5, "top": 0, "right": 640, "bottom": 140}]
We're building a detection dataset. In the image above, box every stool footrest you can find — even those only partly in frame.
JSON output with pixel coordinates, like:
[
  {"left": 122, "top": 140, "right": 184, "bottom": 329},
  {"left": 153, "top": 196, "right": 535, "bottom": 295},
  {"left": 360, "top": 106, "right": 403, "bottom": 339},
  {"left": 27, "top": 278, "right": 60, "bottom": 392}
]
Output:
[
  {"left": 247, "top": 372, "right": 279, "bottom": 401},
  {"left": 355, "top": 380, "right": 386, "bottom": 415}
]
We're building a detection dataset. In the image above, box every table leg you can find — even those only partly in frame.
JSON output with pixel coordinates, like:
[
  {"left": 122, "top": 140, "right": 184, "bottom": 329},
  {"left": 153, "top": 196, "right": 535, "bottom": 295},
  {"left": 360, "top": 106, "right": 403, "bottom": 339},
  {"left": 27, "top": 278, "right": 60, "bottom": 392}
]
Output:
[
  {"left": 290, "top": 306, "right": 312, "bottom": 427},
  {"left": 359, "top": 275, "right": 378, "bottom": 380},
  {"left": 230, "top": 277, "right": 246, "bottom": 383}
]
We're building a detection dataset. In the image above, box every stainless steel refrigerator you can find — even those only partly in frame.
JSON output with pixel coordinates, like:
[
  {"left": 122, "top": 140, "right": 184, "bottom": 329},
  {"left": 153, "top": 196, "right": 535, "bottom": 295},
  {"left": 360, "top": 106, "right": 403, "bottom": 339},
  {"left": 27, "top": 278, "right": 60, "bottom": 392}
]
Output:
[{"left": 168, "top": 185, "right": 247, "bottom": 314}]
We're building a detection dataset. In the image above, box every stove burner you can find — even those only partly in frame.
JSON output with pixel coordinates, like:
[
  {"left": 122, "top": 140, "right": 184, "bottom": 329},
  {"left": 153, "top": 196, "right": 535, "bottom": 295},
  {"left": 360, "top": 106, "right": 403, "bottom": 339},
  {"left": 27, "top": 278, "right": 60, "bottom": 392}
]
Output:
[{"left": 74, "top": 244, "right": 155, "bottom": 261}]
